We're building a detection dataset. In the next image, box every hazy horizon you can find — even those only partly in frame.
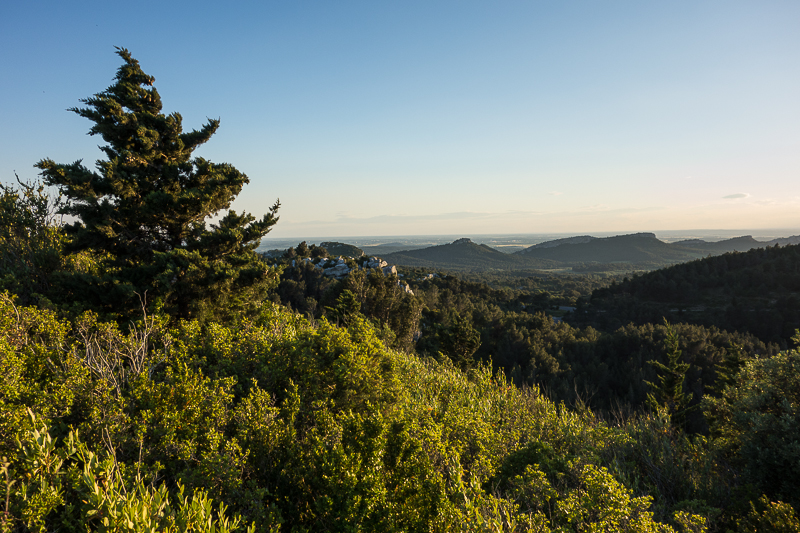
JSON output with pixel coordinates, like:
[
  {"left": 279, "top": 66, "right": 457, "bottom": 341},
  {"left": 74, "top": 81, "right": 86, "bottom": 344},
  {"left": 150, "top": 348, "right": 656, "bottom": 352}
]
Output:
[{"left": 257, "top": 227, "right": 800, "bottom": 252}]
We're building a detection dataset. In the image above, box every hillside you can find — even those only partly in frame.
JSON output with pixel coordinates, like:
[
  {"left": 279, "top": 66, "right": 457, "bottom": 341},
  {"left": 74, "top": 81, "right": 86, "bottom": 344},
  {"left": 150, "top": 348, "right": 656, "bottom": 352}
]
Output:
[
  {"left": 571, "top": 243, "right": 800, "bottom": 345},
  {"left": 383, "top": 237, "right": 549, "bottom": 271},
  {"left": 319, "top": 241, "right": 364, "bottom": 257},
  {"left": 361, "top": 242, "right": 431, "bottom": 255},
  {"left": 5, "top": 296, "right": 799, "bottom": 531},
  {"left": 675, "top": 235, "right": 762, "bottom": 252},
  {"left": 515, "top": 232, "right": 699, "bottom": 264},
  {"left": 518, "top": 235, "right": 596, "bottom": 251}
]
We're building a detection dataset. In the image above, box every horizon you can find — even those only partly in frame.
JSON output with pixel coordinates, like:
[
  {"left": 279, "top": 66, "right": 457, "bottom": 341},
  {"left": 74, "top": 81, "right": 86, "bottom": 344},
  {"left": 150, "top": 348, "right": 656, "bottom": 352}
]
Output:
[
  {"left": 257, "top": 227, "right": 800, "bottom": 252},
  {"left": 3, "top": 1, "right": 800, "bottom": 237}
]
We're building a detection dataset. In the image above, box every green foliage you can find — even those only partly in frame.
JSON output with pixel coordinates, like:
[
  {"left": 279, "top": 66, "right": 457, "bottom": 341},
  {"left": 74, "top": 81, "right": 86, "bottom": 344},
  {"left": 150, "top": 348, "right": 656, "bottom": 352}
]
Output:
[
  {"left": 672, "top": 511, "right": 708, "bottom": 533},
  {"left": 0, "top": 177, "right": 66, "bottom": 306},
  {"left": 707, "top": 342, "right": 746, "bottom": 397},
  {"left": 2, "top": 268, "right": 796, "bottom": 531},
  {"left": 702, "top": 349, "right": 800, "bottom": 508},
  {"left": 0, "top": 292, "right": 77, "bottom": 459},
  {"left": 326, "top": 289, "right": 361, "bottom": 326},
  {"left": 603, "top": 411, "right": 728, "bottom": 528},
  {"left": 273, "top": 260, "right": 423, "bottom": 353},
  {"left": 553, "top": 463, "right": 666, "bottom": 532},
  {"left": 578, "top": 243, "right": 800, "bottom": 345},
  {"left": 4, "top": 293, "right": 702, "bottom": 532},
  {"left": 418, "top": 310, "right": 481, "bottom": 370},
  {"left": 319, "top": 242, "right": 364, "bottom": 258},
  {"left": 490, "top": 440, "right": 568, "bottom": 490},
  {"left": 1, "top": 410, "right": 254, "bottom": 533},
  {"left": 736, "top": 496, "right": 800, "bottom": 533},
  {"left": 407, "top": 272, "right": 773, "bottom": 427},
  {"left": 358, "top": 269, "right": 423, "bottom": 353},
  {"left": 35, "top": 48, "right": 279, "bottom": 322},
  {"left": 270, "top": 256, "right": 771, "bottom": 425},
  {"left": 645, "top": 322, "right": 694, "bottom": 430},
  {"left": 281, "top": 241, "right": 329, "bottom": 260}
]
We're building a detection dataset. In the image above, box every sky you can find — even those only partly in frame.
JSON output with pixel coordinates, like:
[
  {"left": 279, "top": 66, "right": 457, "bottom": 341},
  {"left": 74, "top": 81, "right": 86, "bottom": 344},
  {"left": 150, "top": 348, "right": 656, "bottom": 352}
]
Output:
[{"left": 2, "top": 1, "right": 800, "bottom": 238}]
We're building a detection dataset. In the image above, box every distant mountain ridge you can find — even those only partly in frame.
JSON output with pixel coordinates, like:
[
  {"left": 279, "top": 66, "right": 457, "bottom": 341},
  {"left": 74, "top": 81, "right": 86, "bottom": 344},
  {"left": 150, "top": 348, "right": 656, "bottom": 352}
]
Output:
[
  {"left": 380, "top": 233, "right": 800, "bottom": 272},
  {"left": 674, "top": 235, "right": 762, "bottom": 251},
  {"left": 514, "top": 233, "right": 690, "bottom": 264},
  {"left": 519, "top": 235, "right": 596, "bottom": 251},
  {"left": 383, "top": 238, "right": 539, "bottom": 271}
]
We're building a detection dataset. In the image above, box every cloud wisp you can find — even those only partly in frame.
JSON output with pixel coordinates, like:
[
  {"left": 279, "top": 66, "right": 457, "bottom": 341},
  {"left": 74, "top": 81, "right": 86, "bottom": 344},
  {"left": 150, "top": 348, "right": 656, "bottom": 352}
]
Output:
[{"left": 285, "top": 204, "right": 670, "bottom": 228}]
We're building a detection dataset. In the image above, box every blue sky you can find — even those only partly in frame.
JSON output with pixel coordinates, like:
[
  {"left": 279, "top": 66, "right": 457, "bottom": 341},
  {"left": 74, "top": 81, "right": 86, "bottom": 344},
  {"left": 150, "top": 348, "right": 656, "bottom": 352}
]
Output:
[{"left": 2, "top": 1, "right": 799, "bottom": 237}]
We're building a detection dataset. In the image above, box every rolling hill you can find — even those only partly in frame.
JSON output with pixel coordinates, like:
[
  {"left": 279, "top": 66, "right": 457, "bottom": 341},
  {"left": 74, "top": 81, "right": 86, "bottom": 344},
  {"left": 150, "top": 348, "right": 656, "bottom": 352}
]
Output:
[
  {"left": 383, "top": 238, "right": 551, "bottom": 271},
  {"left": 570, "top": 242, "right": 800, "bottom": 345},
  {"left": 674, "top": 235, "right": 763, "bottom": 252},
  {"left": 514, "top": 232, "right": 699, "bottom": 263}
]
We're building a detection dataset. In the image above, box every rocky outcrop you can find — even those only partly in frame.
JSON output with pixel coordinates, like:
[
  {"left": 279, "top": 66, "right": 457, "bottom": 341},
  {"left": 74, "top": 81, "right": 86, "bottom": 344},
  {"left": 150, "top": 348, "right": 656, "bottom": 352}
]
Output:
[
  {"left": 323, "top": 257, "right": 351, "bottom": 278},
  {"left": 291, "top": 255, "right": 405, "bottom": 283},
  {"left": 365, "top": 257, "right": 388, "bottom": 269},
  {"left": 278, "top": 254, "right": 415, "bottom": 295}
]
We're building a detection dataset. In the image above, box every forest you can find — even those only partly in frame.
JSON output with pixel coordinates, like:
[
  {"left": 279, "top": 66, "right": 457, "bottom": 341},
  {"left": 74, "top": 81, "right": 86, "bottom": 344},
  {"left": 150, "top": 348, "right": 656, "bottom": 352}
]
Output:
[
  {"left": 571, "top": 245, "right": 800, "bottom": 346},
  {"left": 1, "top": 49, "right": 799, "bottom": 532}
]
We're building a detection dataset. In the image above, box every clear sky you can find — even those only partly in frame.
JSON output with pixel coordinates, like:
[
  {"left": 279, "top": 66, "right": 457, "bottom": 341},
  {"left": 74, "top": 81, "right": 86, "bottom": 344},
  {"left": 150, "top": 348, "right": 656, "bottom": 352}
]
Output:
[{"left": 2, "top": 1, "right": 799, "bottom": 238}]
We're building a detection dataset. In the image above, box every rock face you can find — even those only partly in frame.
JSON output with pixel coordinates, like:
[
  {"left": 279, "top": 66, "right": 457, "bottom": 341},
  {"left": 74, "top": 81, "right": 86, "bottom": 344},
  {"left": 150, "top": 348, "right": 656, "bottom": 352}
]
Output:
[
  {"left": 324, "top": 257, "right": 351, "bottom": 278},
  {"left": 310, "top": 256, "right": 345, "bottom": 278},
  {"left": 365, "top": 257, "right": 388, "bottom": 269}
]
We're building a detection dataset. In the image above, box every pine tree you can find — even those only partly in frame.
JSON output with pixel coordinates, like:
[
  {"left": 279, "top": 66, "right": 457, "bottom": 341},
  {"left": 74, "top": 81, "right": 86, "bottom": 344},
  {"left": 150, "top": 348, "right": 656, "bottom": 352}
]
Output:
[
  {"left": 645, "top": 321, "right": 694, "bottom": 429},
  {"left": 710, "top": 342, "right": 747, "bottom": 395},
  {"left": 36, "top": 48, "right": 279, "bottom": 321},
  {"left": 704, "top": 341, "right": 747, "bottom": 437}
]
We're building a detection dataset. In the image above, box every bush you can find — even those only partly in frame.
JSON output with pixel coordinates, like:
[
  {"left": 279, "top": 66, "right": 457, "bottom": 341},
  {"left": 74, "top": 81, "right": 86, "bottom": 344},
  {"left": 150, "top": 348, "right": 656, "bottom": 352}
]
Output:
[{"left": 703, "top": 350, "right": 800, "bottom": 508}]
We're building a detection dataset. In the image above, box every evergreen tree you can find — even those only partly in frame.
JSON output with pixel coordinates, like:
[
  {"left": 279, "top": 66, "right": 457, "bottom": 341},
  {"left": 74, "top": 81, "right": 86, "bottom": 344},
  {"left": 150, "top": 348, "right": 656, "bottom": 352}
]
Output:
[
  {"left": 440, "top": 312, "right": 481, "bottom": 369},
  {"left": 36, "top": 48, "right": 279, "bottom": 321},
  {"left": 645, "top": 321, "right": 694, "bottom": 429},
  {"left": 326, "top": 288, "right": 361, "bottom": 326},
  {"left": 295, "top": 241, "right": 309, "bottom": 258},
  {"left": 710, "top": 342, "right": 747, "bottom": 394}
]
